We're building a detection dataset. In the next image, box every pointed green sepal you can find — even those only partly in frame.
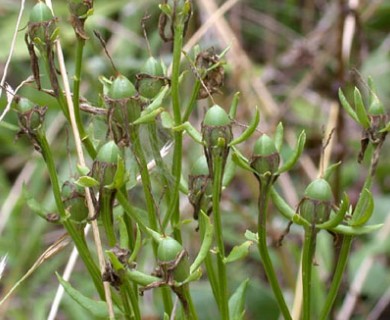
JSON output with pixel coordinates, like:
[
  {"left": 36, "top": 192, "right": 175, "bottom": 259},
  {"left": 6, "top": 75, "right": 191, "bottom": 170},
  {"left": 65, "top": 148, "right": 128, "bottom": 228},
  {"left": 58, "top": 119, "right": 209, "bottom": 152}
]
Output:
[
  {"left": 339, "top": 88, "right": 359, "bottom": 123},
  {"left": 354, "top": 87, "right": 370, "bottom": 129},
  {"left": 277, "top": 130, "right": 306, "bottom": 174},
  {"left": 349, "top": 188, "right": 374, "bottom": 226},
  {"left": 229, "top": 107, "right": 259, "bottom": 146}
]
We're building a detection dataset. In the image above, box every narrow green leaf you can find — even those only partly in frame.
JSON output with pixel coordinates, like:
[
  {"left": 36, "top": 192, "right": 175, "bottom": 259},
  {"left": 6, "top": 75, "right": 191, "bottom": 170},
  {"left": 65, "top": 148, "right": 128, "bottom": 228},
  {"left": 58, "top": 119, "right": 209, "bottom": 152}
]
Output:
[
  {"left": 278, "top": 130, "right": 306, "bottom": 173},
  {"left": 229, "top": 91, "right": 240, "bottom": 118},
  {"left": 338, "top": 88, "right": 359, "bottom": 123},
  {"left": 173, "top": 121, "right": 203, "bottom": 144},
  {"left": 190, "top": 212, "right": 214, "bottom": 274},
  {"left": 229, "top": 107, "right": 259, "bottom": 146},
  {"left": 244, "top": 230, "right": 258, "bottom": 244},
  {"left": 23, "top": 185, "right": 49, "bottom": 219},
  {"left": 353, "top": 87, "right": 370, "bottom": 129},
  {"left": 274, "top": 122, "right": 284, "bottom": 152},
  {"left": 231, "top": 146, "right": 255, "bottom": 173},
  {"left": 317, "top": 193, "right": 349, "bottom": 229},
  {"left": 161, "top": 111, "right": 174, "bottom": 129},
  {"left": 222, "top": 156, "right": 236, "bottom": 187},
  {"left": 331, "top": 223, "right": 383, "bottom": 235},
  {"left": 142, "top": 85, "right": 169, "bottom": 113},
  {"left": 133, "top": 107, "right": 164, "bottom": 125},
  {"left": 270, "top": 187, "right": 295, "bottom": 220},
  {"left": 229, "top": 279, "right": 249, "bottom": 320},
  {"left": 76, "top": 164, "right": 90, "bottom": 176},
  {"left": 349, "top": 189, "right": 374, "bottom": 226},
  {"left": 57, "top": 273, "right": 123, "bottom": 317},
  {"left": 126, "top": 269, "right": 160, "bottom": 286},
  {"left": 224, "top": 241, "right": 253, "bottom": 264},
  {"left": 323, "top": 161, "right": 341, "bottom": 180},
  {"left": 106, "top": 156, "right": 127, "bottom": 190},
  {"left": 128, "top": 224, "right": 142, "bottom": 263},
  {"left": 75, "top": 176, "right": 100, "bottom": 188}
]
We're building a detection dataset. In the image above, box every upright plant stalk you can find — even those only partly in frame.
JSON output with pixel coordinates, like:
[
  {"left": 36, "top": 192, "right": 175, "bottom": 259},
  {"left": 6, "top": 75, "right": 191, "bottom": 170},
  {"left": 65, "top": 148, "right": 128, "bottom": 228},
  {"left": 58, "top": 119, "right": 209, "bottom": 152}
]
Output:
[
  {"left": 257, "top": 183, "right": 292, "bottom": 320},
  {"left": 72, "top": 37, "right": 97, "bottom": 158},
  {"left": 36, "top": 130, "right": 104, "bottom": 298},
  {"left": 302, "top": 226, "right": 317, "bottom": 320},
  {"left": 167, "top": 21, "right": 185, "bottom": 240},
  {"left": 211, "top": 153, "right": 229, "bottom": 319},
  {"left": 258, "top": 188, "right": 292, "bottom": 319},
  {"left": 129, "top": 126, "right": 173, "bottom": 314}
]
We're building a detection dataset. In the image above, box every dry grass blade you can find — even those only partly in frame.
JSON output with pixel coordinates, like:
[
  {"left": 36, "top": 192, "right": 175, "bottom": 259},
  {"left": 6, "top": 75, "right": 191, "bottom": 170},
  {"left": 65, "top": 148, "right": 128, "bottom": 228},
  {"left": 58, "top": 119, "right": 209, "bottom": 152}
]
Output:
[{"left": 0, "top": 234, "right": 71, "bottom": 306}]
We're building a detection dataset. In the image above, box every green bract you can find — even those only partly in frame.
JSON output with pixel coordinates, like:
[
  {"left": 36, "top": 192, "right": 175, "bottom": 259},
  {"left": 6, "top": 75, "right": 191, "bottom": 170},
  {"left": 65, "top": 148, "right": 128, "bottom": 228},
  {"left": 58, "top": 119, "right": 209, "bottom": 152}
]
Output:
[{"left": 109, "top": 75, "right": 136, "bottom": 99}]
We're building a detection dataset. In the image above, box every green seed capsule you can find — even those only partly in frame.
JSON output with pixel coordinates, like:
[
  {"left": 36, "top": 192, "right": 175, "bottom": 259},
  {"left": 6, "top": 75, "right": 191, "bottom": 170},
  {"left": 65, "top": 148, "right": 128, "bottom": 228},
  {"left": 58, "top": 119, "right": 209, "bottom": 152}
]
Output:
[
  {"left": 136, "top": 57, "right": 167, "bottom": 99},
  {"left": 94, "top": 141, "right": 120, "bottom": 186},
  {"left": 62, "top": 181, "right": 88, "bottom": 223},
  {"left": 28, "top": 2, "right": 56, "bottom": 44},
  {"left": 68, "top": 0, "right": 92, "bottom": 18},
  {"left": 109, "top": 75, "right": 137, "bottom": 99},
  {"left": 299, "top": 179, "right": 333, "bottom": 225},
  {"left": 29, "top": 2, "right": 53, "bottom": 23},
  {"left": 157, "top": 237, "right": 190, "bottom": 282},
  {"left": 202, "top": 105, "right": 233, "bottom": 148},
  {"left": 188, "top": 156, "right": 212, "bottom": 219},
  {"left": 14, "top": 97, "right": 46, "bottom": 132},
  {"left": 250, "top": 134, "right": 280, "bottom": 177}
]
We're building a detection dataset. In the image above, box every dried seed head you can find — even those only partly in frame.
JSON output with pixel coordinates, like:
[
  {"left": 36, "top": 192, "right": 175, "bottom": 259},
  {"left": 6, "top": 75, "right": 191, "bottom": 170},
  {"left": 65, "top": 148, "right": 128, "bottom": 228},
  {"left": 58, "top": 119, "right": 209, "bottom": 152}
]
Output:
[
  {"left": 195, "top": 48, "right": 224, "bottom": 99},
  {"left": 299, "top": 179, "right": 333, "bottom": 225}
]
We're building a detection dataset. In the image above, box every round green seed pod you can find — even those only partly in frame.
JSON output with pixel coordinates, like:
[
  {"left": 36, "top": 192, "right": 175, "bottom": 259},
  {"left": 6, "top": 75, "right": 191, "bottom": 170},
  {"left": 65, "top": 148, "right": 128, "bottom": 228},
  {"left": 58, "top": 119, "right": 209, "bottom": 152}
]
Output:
[
  {"left": 29, "top": 2, "right": 53, "bottom": 23},
  {"left": 250, "top": 135, "right": 280, "bottom": 176},
  {"left": 190, "top": 156, "right": 209, "bottom": 176},
  {"left": 96, "top": 141, "right": 120, "bottom": 164},
  {"left": 203, "top": 105, "right": 230, "bottom": 126},
  {"left": 299, "top": 178, "right": 333, "bottom": 225},
  {"left": 14, "top": 97, "right": 34, "bottom": 113},
  {"left": 157, "top": 237, "right": 190, "bottom": 282},
  {"left": 108, "top": 75, "right": 136, "bottom": 100},
  {"left": 62, "top": 181, "right": 88, "bottom": 222},
  {"left": 202, "top": 105, "right": 233, "bottom": 148},
  {"left": 137, "top": 57, "right": 167, "bottom": 99},
  {"left": 68, "top": 0, "right": 92, "bottom": 17}
]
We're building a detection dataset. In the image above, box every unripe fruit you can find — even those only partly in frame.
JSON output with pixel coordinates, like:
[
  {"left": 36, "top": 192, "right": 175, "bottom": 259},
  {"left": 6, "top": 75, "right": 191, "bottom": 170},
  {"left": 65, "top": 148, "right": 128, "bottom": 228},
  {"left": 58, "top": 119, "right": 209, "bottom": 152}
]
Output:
[
  {"left": 109, "top": 75, "right": 136, "bottom": 100},
  {"left": 136, "top": 57, "right": 167, "bottom": 99},
  {"left": 250, "top": 134, "right": 280, "bottom": 177},
  {"left": 62, "top": 181, "right": 88, "bottom": 222},
  {"left": 28, "top": 2, "right": 56, "bottom": 43},
  {"left": 202, "top": 105, "right": 233, "bottom": 148},
  {"left": 299, "top": 179, "right": 333, "bottom": 225},
  {"left": 94, "top": 141, "right": 120, "bottom": 186},
  {"left": 157, "top": 237, "right": 190, "bottom": 282}
]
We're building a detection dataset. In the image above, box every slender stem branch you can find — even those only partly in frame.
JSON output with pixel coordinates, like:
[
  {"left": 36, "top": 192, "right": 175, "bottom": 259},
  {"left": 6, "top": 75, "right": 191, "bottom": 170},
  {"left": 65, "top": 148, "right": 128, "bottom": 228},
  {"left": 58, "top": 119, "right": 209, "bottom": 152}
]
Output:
[
  {"left": 319, "top": 235, "right": 352, "bottom": 320},
  {"left": 72, "top": 38, "right": 97, "bottom": 158},
  {"left": 211, "top": 152, "right": 229, "bottom": 320},
  {"left": 36, "top": 131, "right": 104, "bottom": 298},
  {"left": 302, "top": 226, "right": 317, "bottom": 320},
  {"left": 257, "top": 181, "right": 292, "bottom": 320}
]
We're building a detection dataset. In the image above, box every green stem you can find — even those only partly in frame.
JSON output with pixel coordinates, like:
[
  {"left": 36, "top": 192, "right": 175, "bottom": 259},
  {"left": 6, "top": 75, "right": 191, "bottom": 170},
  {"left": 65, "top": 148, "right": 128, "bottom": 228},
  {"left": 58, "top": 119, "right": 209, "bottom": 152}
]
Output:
[
  {"left": 36, "top": 130, "right": 104, "bottom": 298},
  {"left": 129, "top": 126, "right": 173, "bottom": 315},
  {"left": 199, "top": 213, "right": 221, "bottom": 307},
  {"left": 319, "top": 235, "right": 352, "bottom": 320},
  {"left": 183, "top": 79, "right": 201, "bottom": 122},
  {"left": 166, "top": 21, "right": 185, "bottom": 235},
  {"left": 257, "top": 182, "right": 292, "bottom": 320},
  {"left": 212, "top": 153, "right": 229, "bottom": 320},
  {"left": 302, "top": 226, "right": 317, "bottom": 320},
  {"left": 119, "top": 284, "right": 134, "bottom": 320},
  {"left": 72, "top": 38, "right": 97, "bottom": 159},
  {"left": 101, "top": 190, "right": 116, "bottom": 247}
]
